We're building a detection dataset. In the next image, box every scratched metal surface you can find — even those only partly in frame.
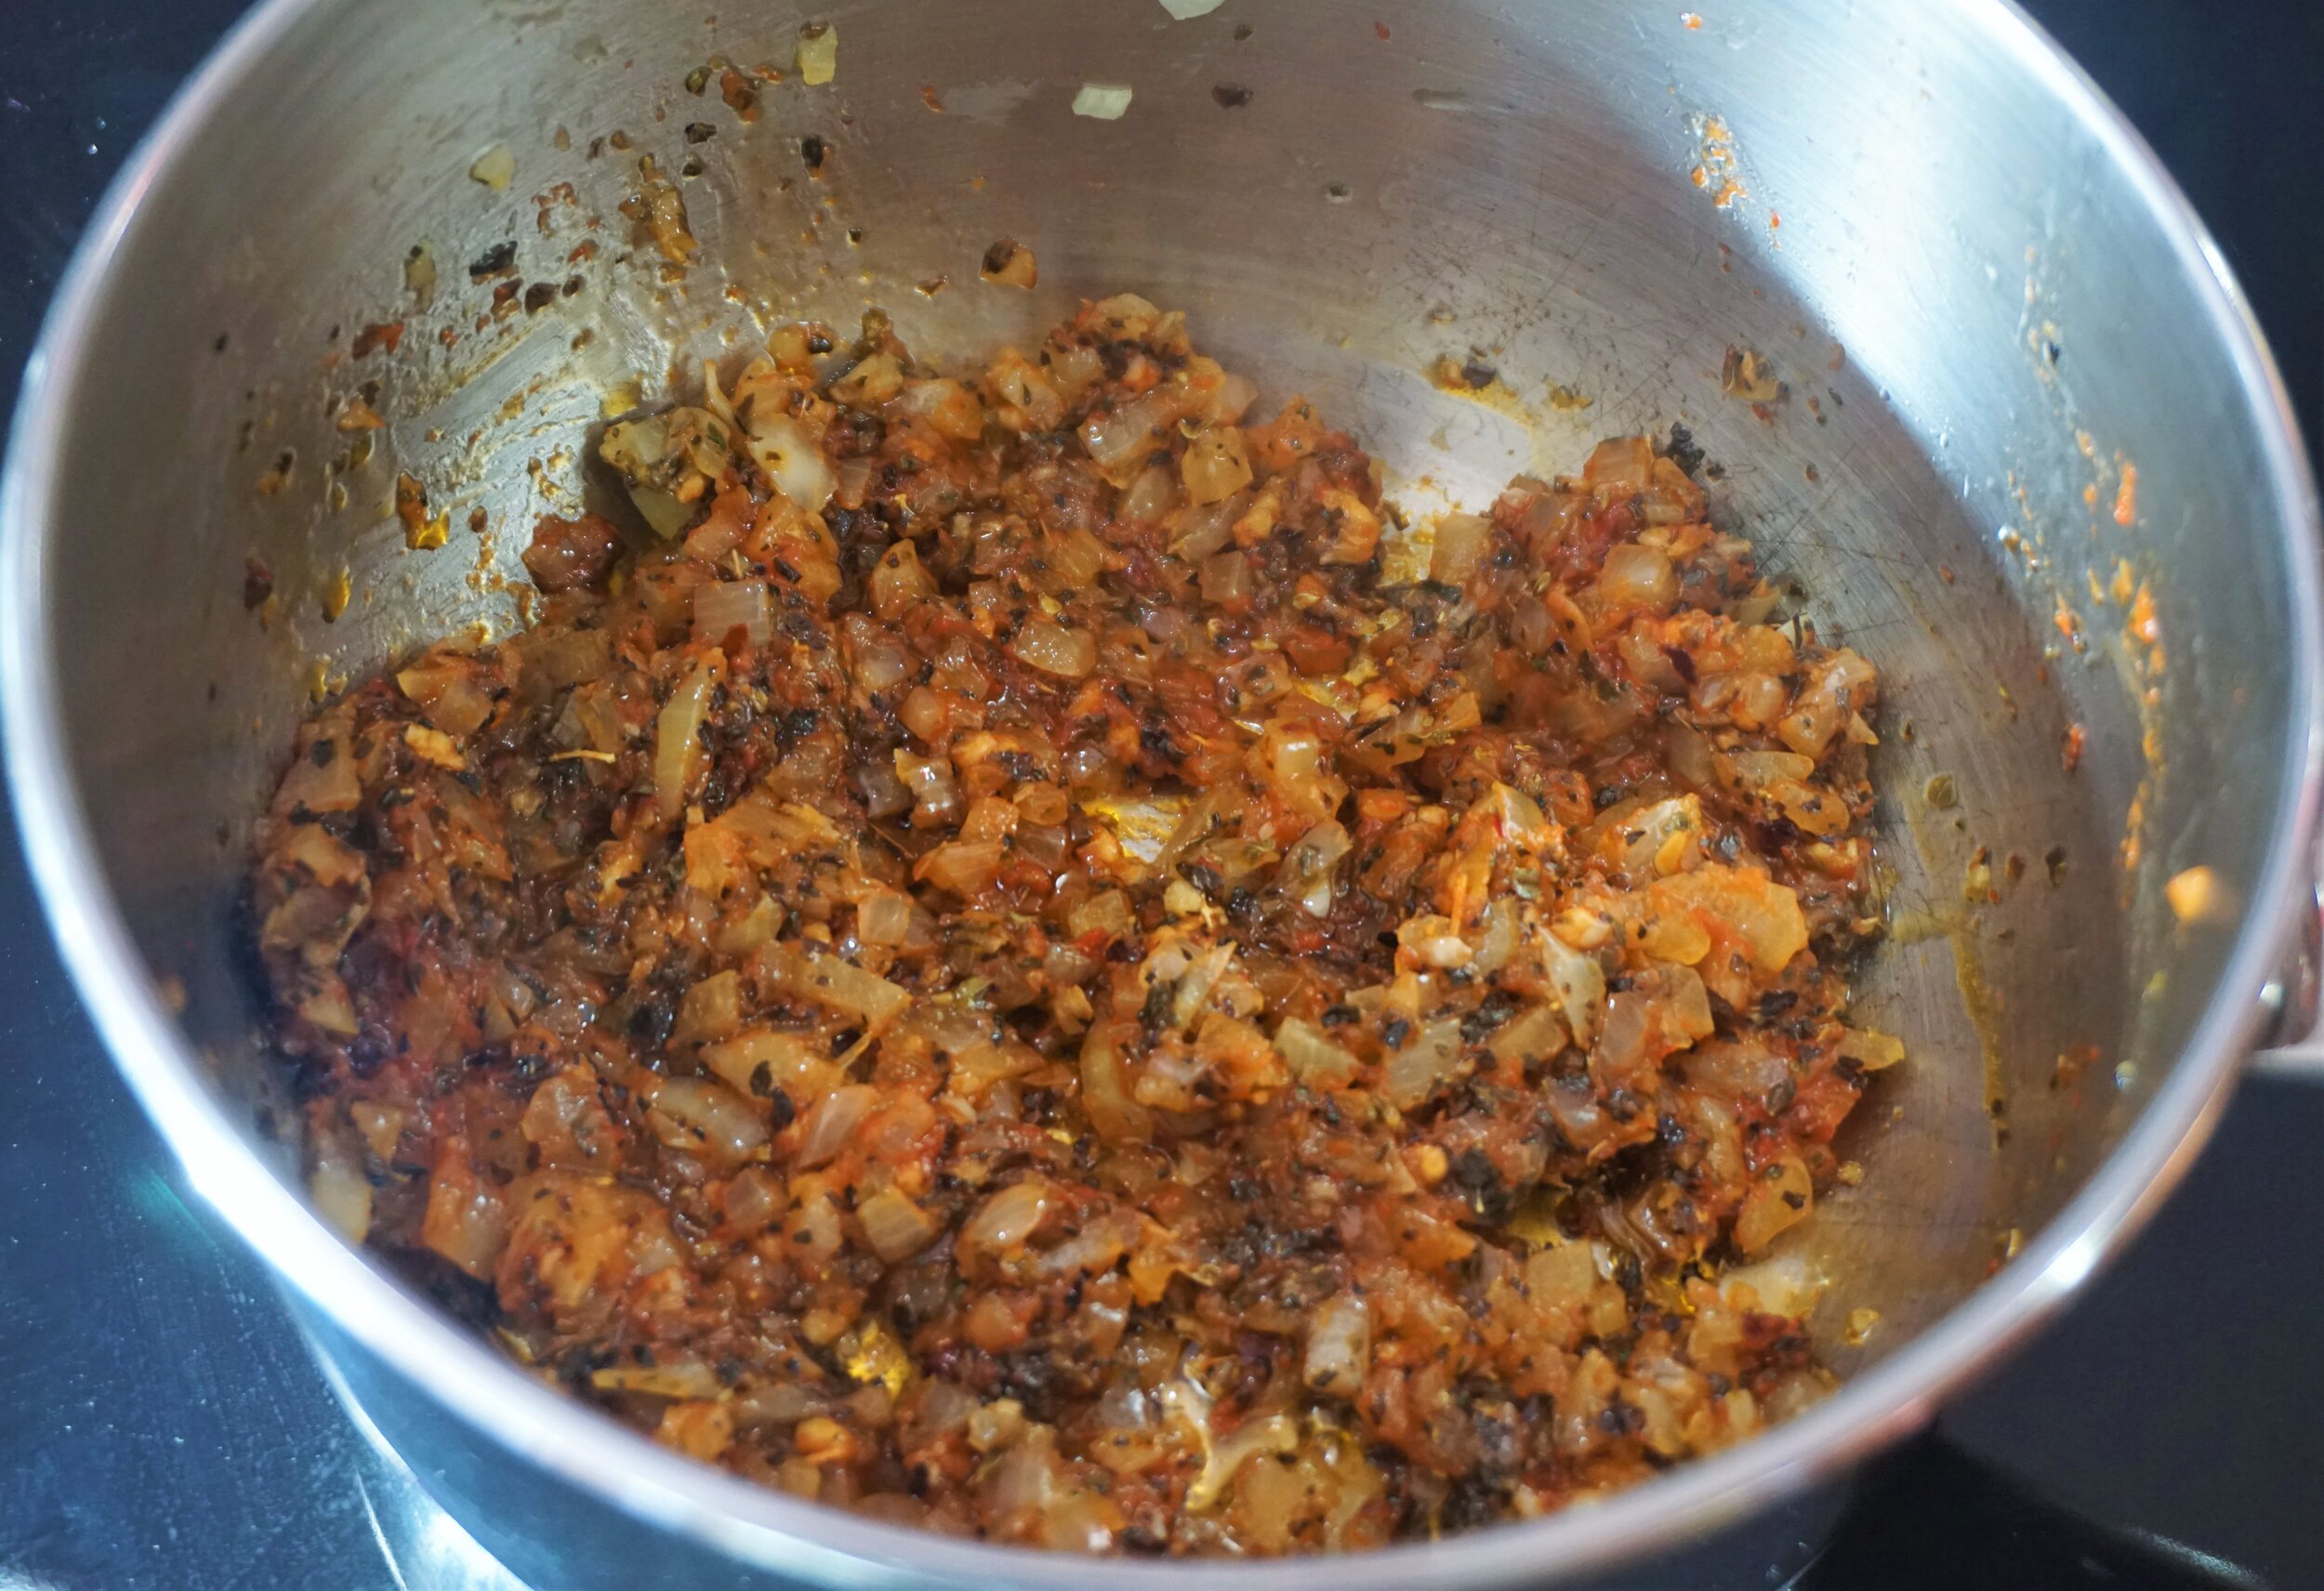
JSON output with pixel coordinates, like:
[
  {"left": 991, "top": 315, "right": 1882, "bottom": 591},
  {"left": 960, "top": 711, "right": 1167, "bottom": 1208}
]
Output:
[{"left": 0, "top": 3, "right": 2317, "bottom": 1591}]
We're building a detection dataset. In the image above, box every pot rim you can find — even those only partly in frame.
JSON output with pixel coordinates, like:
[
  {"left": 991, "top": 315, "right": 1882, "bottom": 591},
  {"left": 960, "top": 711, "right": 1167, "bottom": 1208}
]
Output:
[{"left": 5, "top": 2, "right": 2317, "bottom": 1586}]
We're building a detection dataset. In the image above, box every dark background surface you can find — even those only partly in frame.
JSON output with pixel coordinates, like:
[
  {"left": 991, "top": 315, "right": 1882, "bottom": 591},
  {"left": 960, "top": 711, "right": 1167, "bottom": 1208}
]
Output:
[{"left": 1, "top": 3, "right": 2319, "bottom": 1588}]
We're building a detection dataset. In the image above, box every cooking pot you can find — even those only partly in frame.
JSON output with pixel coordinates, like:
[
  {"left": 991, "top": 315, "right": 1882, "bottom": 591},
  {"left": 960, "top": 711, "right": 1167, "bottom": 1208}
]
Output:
[{"left": 6, "top": 0, "right": 2318, "bottom": 1586}]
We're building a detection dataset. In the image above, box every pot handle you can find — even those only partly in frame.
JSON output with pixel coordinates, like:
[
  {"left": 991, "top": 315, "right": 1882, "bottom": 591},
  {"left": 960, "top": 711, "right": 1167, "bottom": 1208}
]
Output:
[{"left": 2247, "top": 882, "right": 2324, "bottom": 1080}]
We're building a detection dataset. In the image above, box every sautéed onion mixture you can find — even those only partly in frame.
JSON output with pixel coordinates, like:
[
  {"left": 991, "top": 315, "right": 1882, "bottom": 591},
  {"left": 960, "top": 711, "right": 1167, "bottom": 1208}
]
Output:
[{"left": 252, "top": 296, "right": 1895, "bottom": 1554}]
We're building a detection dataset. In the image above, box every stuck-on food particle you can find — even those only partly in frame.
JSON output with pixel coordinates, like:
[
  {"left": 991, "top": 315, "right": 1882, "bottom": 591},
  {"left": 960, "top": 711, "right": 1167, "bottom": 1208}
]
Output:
[
  {"left": 242, "top": 556, "right": 275, "bottom": 610},
  {"left": 257, "top": 450, "right": 295, "bottom": 496},
  {"left": 403, "top": 244, "right": 436, "bottom": 308},
  {"left": 980, "top": 238, "right": 1037, "bottom": 288},
  {"left": 469, "top": 143, "right": 515, "bottom": 191},
  {"left": 2165, "top": 864, "right": 2230, "bottom": 926},
  {"left": 320, "top": 567, "right": 350, "bottom": 623},
  {"left": 620, "top": 158, "right": 697, "bottom": 266},
  {"left": 350, "top": 322, "right": 404, "bottom": 358},
  {"left": 796, "top": 23, "right": 837, "bottom": 86},
  {"left": 395, "top": 473, "right": 450, "bottom": 550},
  {"left": 1722, "top": 346, "right": 1782, "bottom": 402},
  {"left": 336, "top": 395, "right": 386, "bottom": 432},
  {"left": 468, "top": 241, "right": 518, "bottom": 282},
  {"left": 1073, "top": 83, "right": 1134, "bottom": 120},
  {"left": 1211, "top": 84, "right": 1253, "bottom": 108},
  {"left": 1921, "top": 772, "right": 1958, "bottom": 810}
]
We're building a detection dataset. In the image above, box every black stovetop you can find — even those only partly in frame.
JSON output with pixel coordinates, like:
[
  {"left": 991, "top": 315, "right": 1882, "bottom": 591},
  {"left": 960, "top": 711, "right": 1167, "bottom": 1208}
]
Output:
[{"left": 2, "top": 4, "right": 2319, "bottom": 1589}]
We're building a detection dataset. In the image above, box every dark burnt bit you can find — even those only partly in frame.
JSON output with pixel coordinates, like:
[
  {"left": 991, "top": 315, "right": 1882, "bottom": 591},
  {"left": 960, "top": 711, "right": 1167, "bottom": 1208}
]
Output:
[
  {"left": 468, "top": 241, "right": 519, "bottom": 282},
  {"left": 1459, "top": 357, "right": 1499, "bottom": 390},
  {"left": 1211, "top": 84, "right": 1254, "bottom": 108},
  {"left": 1661, "top": 421, "right": 1707, "bottom": 477},
  {"left": 800, "top": 134, "right": 830, "bottom": 174},
  {"left": 242, "top": 556, "right": 275, "bottom": 610},
  {"left": 522, "top": 282, "right": 559, "bottom": 314},
  {"left": 684, "top": 121, "right": 717, "bottom": 144}
]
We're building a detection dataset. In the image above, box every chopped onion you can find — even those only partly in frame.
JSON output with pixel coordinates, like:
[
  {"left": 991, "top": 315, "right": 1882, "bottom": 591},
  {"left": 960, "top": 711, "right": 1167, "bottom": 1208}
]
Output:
[
  {"left": 744, "top": 408, "right": 835, "bottom": 509},
  {"left": 1276, "top": 1018, "right": 1360, "bottom": 1087},
  {"left": 1486, "top": 1004, "right": 1566, "bottom": 1067},
  {"left": 1080, "top": 388, "right": 1178, "bottom": 477},
  {"left": 796, "top": 21, "right": 838, "bottom": 85},
  {"left": 870, "top": 542, "right": 937, "bottom": 621},
  {"left": 1837, "top": 1026, "right": 1906, "bottom": 1071},
  {"left": 1539, "top": 928, "right": 1608, "bottom": 1045},
  {"left": 1596, "top": 544, "right": 1677, "bottom": 611},
  {"left": 857, "top": 888, "right": 913, "bottom": 945},
  {"left": 1381, "top": 1018, "right": 1463, "bottom": 1110},
  {"left": 1180, "top": 428, "right": 1253, "bottom": 506},
  {"left": 797, "top": 1084, "right": 876, "bottom": 1168},
  {"left": 1198, "top": 549, "right": 1250, "bottom": 607},
  {"left": 962, "top": 1177, "right": 1054, "bottom": 1254},
  {"left": 647, "top": 1075, "right": 770, "bottom": 1164},
  {"left": 1275, "top": 820, "right": 1351, "bottom": 917},
  {"left": 693, "top": 579, "right": 772, "bottom": 646},
  {"left": 1072, "top": 83, "right": 1134, "bottom": 120},
  {"left": 1303, "top": 1295, "right": 1370, "bottom": 1398},
  {"left": 1430, "top": 512, "right": 1493, "bottom": 585},
  {"left": 1010, "top": 618, "right": 1098, "bottom": 678},
  {"left": 654, "top": 650, "right": 724, "bottom": 821},
  {"left": 915, "top": 839, "right": 1004, "bottom": 895},
  {"left": 857, "top": 1186, "right": 943, "bottom": 1261},
  {"left": 763, "top": 941, "right": 911, "bottom": 1023}
]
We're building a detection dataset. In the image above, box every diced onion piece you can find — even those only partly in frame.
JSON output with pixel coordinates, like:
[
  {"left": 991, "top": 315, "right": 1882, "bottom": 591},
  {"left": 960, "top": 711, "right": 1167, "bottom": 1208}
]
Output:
[
  {"left": 1486, "top": 1004, "right": 1566, "bottom": 1066},
  {"left": 1180, "top": 428, "right": 1253, "bottom": 506},
  {"left": 693, "top": 579, "right": 772, "bottom": 645},
  {"left": 1276, "top": 1019, "right": 1360, "bottom": 1087},
  {"left": 469, "top": 143, "right": 515, "bottom": 191},
  {"left": 857, "top": 888, "right": 913, "bottom": 945},
  {"left": 763, "top": 941, "right": 911, "bottom": 1024},
  {"left": 857, "top": 1187, "right": 943, "bottom": 1262},
  {"left": 1837, "top": 1026, "right": 1906, "bottom": 1071},
  {"left": 1010, "top": 619, "right": 1098, "bottom": 678},
  {"left": 1303, "top": 1296, "right": 1370, "bottom": 1398},
  {"left": 671, "top": 968, "right": 744, "bottom": 1045},
  {"left": 654, "top": 650, "right": 725, "bottom": 820},
  {"left": 1275, "top": 819, "right": 1351, "bottom": 918},
  {"left": 1381, "top": 1019, "right": 1463, "bottom": 1110},
  {"left": 1072, "top": 83, "right": 1134, "bottom": 120},
  {"left": 309, "top": 1140, "right": 372, "bottom": 1243},
  {"left": 1596, "top": 544, "right": 1677, "bottom": 611},
  {"left": 1080, "top": 388, "right": 1179, "bottom": 477},
  {"left": 647, "top": 1075, "right": 770, "bottom": 1164},
  {"left": 796, "top": 22, "right": 838, "bottom": 85},
  {"left": 1430, "top": 512, "right": 1493, "bottom": 585},
  {"left": 869, "top": 542, "right": 937, "bottom": 620},
  {"left": 1735, "top": 1153, "right": 1814, "bottom": 1253},
  {"left": 796, "top": 1084, "right": 876, "bottom": 1168},
  {"left": 1540, "top": 928, "right": 1608, "bottom": 1046},
  {"left": 962, "top": 1177, "right": 1055, "bottom": 1255},
  {"left": 915, "top": 839, "right": 1005, "bottom": 896},
  {"left": 1657, "top": 864, "right": 1808, "bottom": 973},
  {"left": 1186, "top": 1413, "right": 1299, "bottom": 1513},
  {"left": 744, "top": 409, "right": 835, "bottom": 509}
]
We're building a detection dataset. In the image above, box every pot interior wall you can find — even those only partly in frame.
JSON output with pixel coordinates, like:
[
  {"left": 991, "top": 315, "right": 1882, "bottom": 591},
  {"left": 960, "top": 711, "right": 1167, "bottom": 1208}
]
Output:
[{"left": 36, "top": 0, "right": 2291, "bottom": 1407}]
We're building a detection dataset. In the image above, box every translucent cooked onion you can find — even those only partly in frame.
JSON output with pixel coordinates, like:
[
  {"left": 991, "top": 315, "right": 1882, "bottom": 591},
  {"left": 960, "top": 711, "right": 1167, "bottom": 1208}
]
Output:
[
  {"left": 857, "top": 1187, "right": 944, "bottom": 1262},
  {"left": 763, "top": 942, "right": 911, "bottom": 1024},
  {"left": 654, "top": 651, "right": 724, "bottom": 821},
  {"left": 1180, "top": 427, "right": 1253, "bottom": 505},
  {"left": 693, "top": 579, "right": 772, "bottom": 645},
  {"left": 745, "top": 408, "right": 835, "bottom": 509},
  {"left": 1010, "top": 618, "right": 1098, "bottom": 678},
  {"left": 648, "top": 1075, "right": 769, "bottom": 1164},
  {"left": 1303, "top": 1295, "right": 1370, "bottom": 1397},
  {"left": 857, "top": 888, "right": 913, "bottom": 945},
  {"left": 870, "top": 542, "right": 937, "bottom": 620},
  {"left": 797, "top": 1084, "right": 876, "bottom": 1168},
  {"left": 1080, "top": 388, "right": 1179, "bottom": 477},
  {"left": 1277, "top": 1018, "right": 1359, "bottom": 1086},
  {"left": 1539, "top": 927, "right": 1608, "bottom": 1045},
  {"left": 1430, "top": 512, "right": 1493, "bottom": 585},
  {"left": 1275, "top": 819, "right": 1351, "bottom": 918},
  {"left": 1381, "top": 1019, "right": 1463, "bottom": 1110},
  {"left": 962, "top": 1177, "right": 1055, "bottom": 1254}
]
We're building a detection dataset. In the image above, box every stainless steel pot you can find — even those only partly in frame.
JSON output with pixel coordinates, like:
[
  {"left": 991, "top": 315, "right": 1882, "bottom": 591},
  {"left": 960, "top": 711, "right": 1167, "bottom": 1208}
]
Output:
[{"left": 6, "top": 1, "right": 2318, "bottom": 1586}]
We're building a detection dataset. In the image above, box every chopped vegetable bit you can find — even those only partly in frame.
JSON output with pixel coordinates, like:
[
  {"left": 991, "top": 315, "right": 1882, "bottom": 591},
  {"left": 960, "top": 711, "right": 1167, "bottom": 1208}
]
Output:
[
  {"left": 796, "top": 22, "right": 837, "bottom": 86},
  {"left": 1072, "top": 83, "right": 1134, "bottom": 120},
  {"left": 468, "top": 143, "right": 515, "bottom": 191},
  {"left": 253, "top": 296, "right": 1891, "bottom": 1556}
]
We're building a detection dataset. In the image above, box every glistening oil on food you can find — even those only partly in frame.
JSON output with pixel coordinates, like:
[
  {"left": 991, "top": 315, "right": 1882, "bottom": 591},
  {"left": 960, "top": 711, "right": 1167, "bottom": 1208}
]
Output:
[{"left": 251, "top": 296, "right": 1896, "bottom": 1554}]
